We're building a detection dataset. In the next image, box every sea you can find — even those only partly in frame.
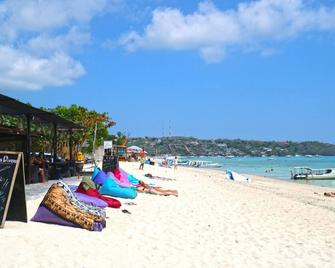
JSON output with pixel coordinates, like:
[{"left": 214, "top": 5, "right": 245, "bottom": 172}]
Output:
[{"left": 180, "top": 155, "right": 335, "bottom": 188}]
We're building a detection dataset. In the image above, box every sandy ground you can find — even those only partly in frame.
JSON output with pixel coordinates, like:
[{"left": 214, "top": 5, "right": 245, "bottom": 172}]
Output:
[{"left": 1, "top": 162, "right": 335, "bottom": 268}]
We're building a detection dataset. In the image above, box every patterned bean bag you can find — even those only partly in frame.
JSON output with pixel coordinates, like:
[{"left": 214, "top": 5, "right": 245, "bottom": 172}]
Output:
[{"left": 31, "top": 181, "right": 106, "bottom": 231}]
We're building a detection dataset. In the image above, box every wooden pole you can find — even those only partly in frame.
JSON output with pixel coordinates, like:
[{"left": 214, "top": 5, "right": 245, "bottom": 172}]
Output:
[
  {"left": 25, "top": 114, "right": 32, "bottom": 184},
  {"left": 53, "top": 123, "right": 57, "bottom": 163},
  {"left": 92, "top": 122, "right": 97, "bottom": 164},
  {"left": 69, "top": 128, "right": 73, "bottom": 161}
]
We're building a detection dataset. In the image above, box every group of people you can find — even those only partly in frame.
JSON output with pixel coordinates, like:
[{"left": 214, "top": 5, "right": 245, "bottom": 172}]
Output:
[{"left": 139, "top": 156, "right": 179, "bottom": 170}]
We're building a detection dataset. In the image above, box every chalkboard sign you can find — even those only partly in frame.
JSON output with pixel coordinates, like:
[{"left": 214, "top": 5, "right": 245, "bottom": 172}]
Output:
[
  {"left": 0, "top": 152, "right": 27, "bottom": 228},
  {"left": 102, "top": 155, "right": 118, "bottom": 173}
]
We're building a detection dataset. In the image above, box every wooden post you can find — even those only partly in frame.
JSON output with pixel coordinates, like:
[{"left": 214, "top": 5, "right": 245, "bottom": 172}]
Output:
[
  {"left": 53, "top": 123, "right": 57, "bottom": 163},
  {"left": 69, "top": 128, "right": 73, "bottom": 161},
  {"left": 25, "top": 114, "right": 32, "bottom": 184}
]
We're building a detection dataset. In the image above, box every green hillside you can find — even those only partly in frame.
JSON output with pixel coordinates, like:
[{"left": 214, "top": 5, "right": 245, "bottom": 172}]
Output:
[{"left": 127, "top": 137, "right": 335, "bottom": 156}]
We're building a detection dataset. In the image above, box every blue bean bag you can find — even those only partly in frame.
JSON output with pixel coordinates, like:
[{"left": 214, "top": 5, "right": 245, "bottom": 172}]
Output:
[
  {"left": 128, "top": 174, "right": 140, "bottom": 185},
  {"left": 92, "top": 166, "right": 100, "bottom": 180},
  {"left": 93, "top": 170, "right": 107, "bottom": 185},
  {"left": 99, "top": 177, "right": 137, "bottom": 199}
]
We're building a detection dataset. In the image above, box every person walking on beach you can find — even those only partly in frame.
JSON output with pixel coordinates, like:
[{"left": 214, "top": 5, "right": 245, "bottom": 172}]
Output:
[{"left": 139, "top": 156, "right": 145, "bottom": 170}]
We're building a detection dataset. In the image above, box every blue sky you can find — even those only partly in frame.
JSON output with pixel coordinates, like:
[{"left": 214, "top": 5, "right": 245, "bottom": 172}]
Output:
[{"left": 1, "top": 0, "right": 335, "bottom": 142}]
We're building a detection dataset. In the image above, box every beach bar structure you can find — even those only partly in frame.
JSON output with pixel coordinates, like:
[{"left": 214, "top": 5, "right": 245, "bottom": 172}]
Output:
[{"left": 0, "top": 93, "right": 84, "bottom": 184}]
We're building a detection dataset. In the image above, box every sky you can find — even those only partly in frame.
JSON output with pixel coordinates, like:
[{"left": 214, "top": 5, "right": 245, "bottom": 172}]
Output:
[{"left": 1, "top": 0, "right": 335, "bottom": 143}]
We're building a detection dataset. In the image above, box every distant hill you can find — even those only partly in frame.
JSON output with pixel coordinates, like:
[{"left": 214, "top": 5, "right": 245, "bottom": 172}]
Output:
[{"left": 127, "top": 137, "right": 335, "bottom": 156}]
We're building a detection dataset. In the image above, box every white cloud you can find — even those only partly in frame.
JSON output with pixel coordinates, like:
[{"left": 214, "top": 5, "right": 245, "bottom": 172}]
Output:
[
  {"left": 0, "top": 0, "right": 110, "bottom": 90},
  {"left": 25, "top": 27, "right": 91, "bottom": 56},
  {"left": 0, "top": 46, "right": 85, "bottom": 90},
  {"left": 119, "top": 0, "right": 335, "bottom": 63},
  {"left": 0, "top": 0, "right": 108, "bottom": 39}
]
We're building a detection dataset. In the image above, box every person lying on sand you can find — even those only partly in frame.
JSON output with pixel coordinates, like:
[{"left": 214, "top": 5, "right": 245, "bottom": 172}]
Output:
[
  {"left": 144, "top": 173, "right": 176, "bottom": 181},
  {"left": 136, "top": 181, "right": 178, "bottom": 197},
  {"left": 324, "top": 192, "right": 335, "bottom": 197}
]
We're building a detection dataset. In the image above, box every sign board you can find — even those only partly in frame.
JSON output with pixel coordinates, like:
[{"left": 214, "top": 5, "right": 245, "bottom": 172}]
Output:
[
  {"left": 0, "top": 152, "right": 27, "bottom": 228},
  {"left": 103, "top": 141, "right": 113, "bottom": 150},
  {"left": 102, "top": 155, "right": 118, "bottom": 173}
]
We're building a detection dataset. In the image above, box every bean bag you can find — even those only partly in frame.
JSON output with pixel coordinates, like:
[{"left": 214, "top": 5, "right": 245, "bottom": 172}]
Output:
[
  {"left": 99, "top": 177, "right": 137, "bottom": 199},
  {"left": 31, "top": 182, "right": 106, "bottom": 231},
  {"left": 114, "top": 168, "right": 140, "bottom": 186},
  {"left": 128, "top": 174, "right": 140, "bottom": 185},
  {"left": 69, "top": 185, "right": 108, "bottom": 208},
  {"left": 107, "top": 172, "right": 133, "bottom": 188},
  {"left": 93, "top": 170, "right": 107, "bottom": 185},
  {"left": 92, "top": 166, "right": 100, "bottom": 180},
  {"left": 113, "top": 168, "right": 122, "bottom": 180},
  {"left": 31, "top": 205, "right": 79, "bottom": 228},
  {"left": 75, "top": 192, "right": 108, "bottom": 208},
  {"left": 76, "top": 183, "right": 122, "bottom": 209}
]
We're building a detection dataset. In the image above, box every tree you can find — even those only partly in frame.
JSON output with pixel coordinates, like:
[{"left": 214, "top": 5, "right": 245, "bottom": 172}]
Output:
[{"left": 48, "top": 105, "right": 116, "bottom": 153}]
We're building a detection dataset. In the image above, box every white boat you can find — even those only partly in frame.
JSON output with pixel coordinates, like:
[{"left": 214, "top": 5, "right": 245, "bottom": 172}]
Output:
[
  {"left": 291, "top": 167, "right": 335, "bottom": 180},
  {"left": 187, "top": 160, "right": 222, "bottom": 168}
]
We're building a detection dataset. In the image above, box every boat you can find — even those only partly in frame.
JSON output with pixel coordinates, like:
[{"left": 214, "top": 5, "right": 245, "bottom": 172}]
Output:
[
  {"left": 177, "top": 159, "right": 189, "bottom": 166},
  {"left": 291, "top": 167, "right": 335, "bottom": 180},
  {"left": 187, "top": 160, "right": 222, "bottom": 168}
]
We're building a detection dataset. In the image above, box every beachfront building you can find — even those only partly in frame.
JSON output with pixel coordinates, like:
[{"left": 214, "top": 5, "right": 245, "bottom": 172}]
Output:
[{"left": 0, "top": 94, "right": 84, "bottom": 183}]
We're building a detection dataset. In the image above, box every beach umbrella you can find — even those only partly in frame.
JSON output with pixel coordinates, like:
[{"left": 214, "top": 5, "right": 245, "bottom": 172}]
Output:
[{"left": 127, "top": 146, "right": 143, "bottom": 152}]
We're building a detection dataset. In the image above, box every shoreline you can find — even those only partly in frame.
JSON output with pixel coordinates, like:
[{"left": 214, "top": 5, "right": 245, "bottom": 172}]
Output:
[
  {"left": 1, "top": 162, "right": 335, "bottom": 267},
  {"left": 185, "top": 163, "right": 335, "bottom": 189},
  {"left": 183, "top": 165, "right": 335, "bottom": 213}
]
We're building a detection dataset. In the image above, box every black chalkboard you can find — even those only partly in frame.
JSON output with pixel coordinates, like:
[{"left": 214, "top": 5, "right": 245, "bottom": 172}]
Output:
[
  {"left": 102, "top": 155, "right": 118, "bottom": 173},
  {"left": 0, "top": 152, "right": 27, "bottom": 228}
]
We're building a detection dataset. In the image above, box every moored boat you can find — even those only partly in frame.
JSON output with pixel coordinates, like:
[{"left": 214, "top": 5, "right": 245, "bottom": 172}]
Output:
[{"left": 291, "top": 167, "right": 335, "bottom": 180}]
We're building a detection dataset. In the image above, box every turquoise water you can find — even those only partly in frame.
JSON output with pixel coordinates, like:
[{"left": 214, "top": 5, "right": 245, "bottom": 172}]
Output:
[{"left": 181, "top": 156, "right": 335, "bottom": 188}]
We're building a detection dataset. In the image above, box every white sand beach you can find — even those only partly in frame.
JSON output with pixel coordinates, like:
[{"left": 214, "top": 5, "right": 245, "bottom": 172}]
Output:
[{"left": 2, "top": 163, "right": 335, "bottom": 268}]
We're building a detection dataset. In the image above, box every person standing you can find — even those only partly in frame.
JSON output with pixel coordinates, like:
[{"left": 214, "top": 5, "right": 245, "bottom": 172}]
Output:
[
  {"left": 173, "top": 156, "right": 178, "bottom": 170},
  {"left": 139, "top": 156, "right": 145, "bottom": 170}
]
